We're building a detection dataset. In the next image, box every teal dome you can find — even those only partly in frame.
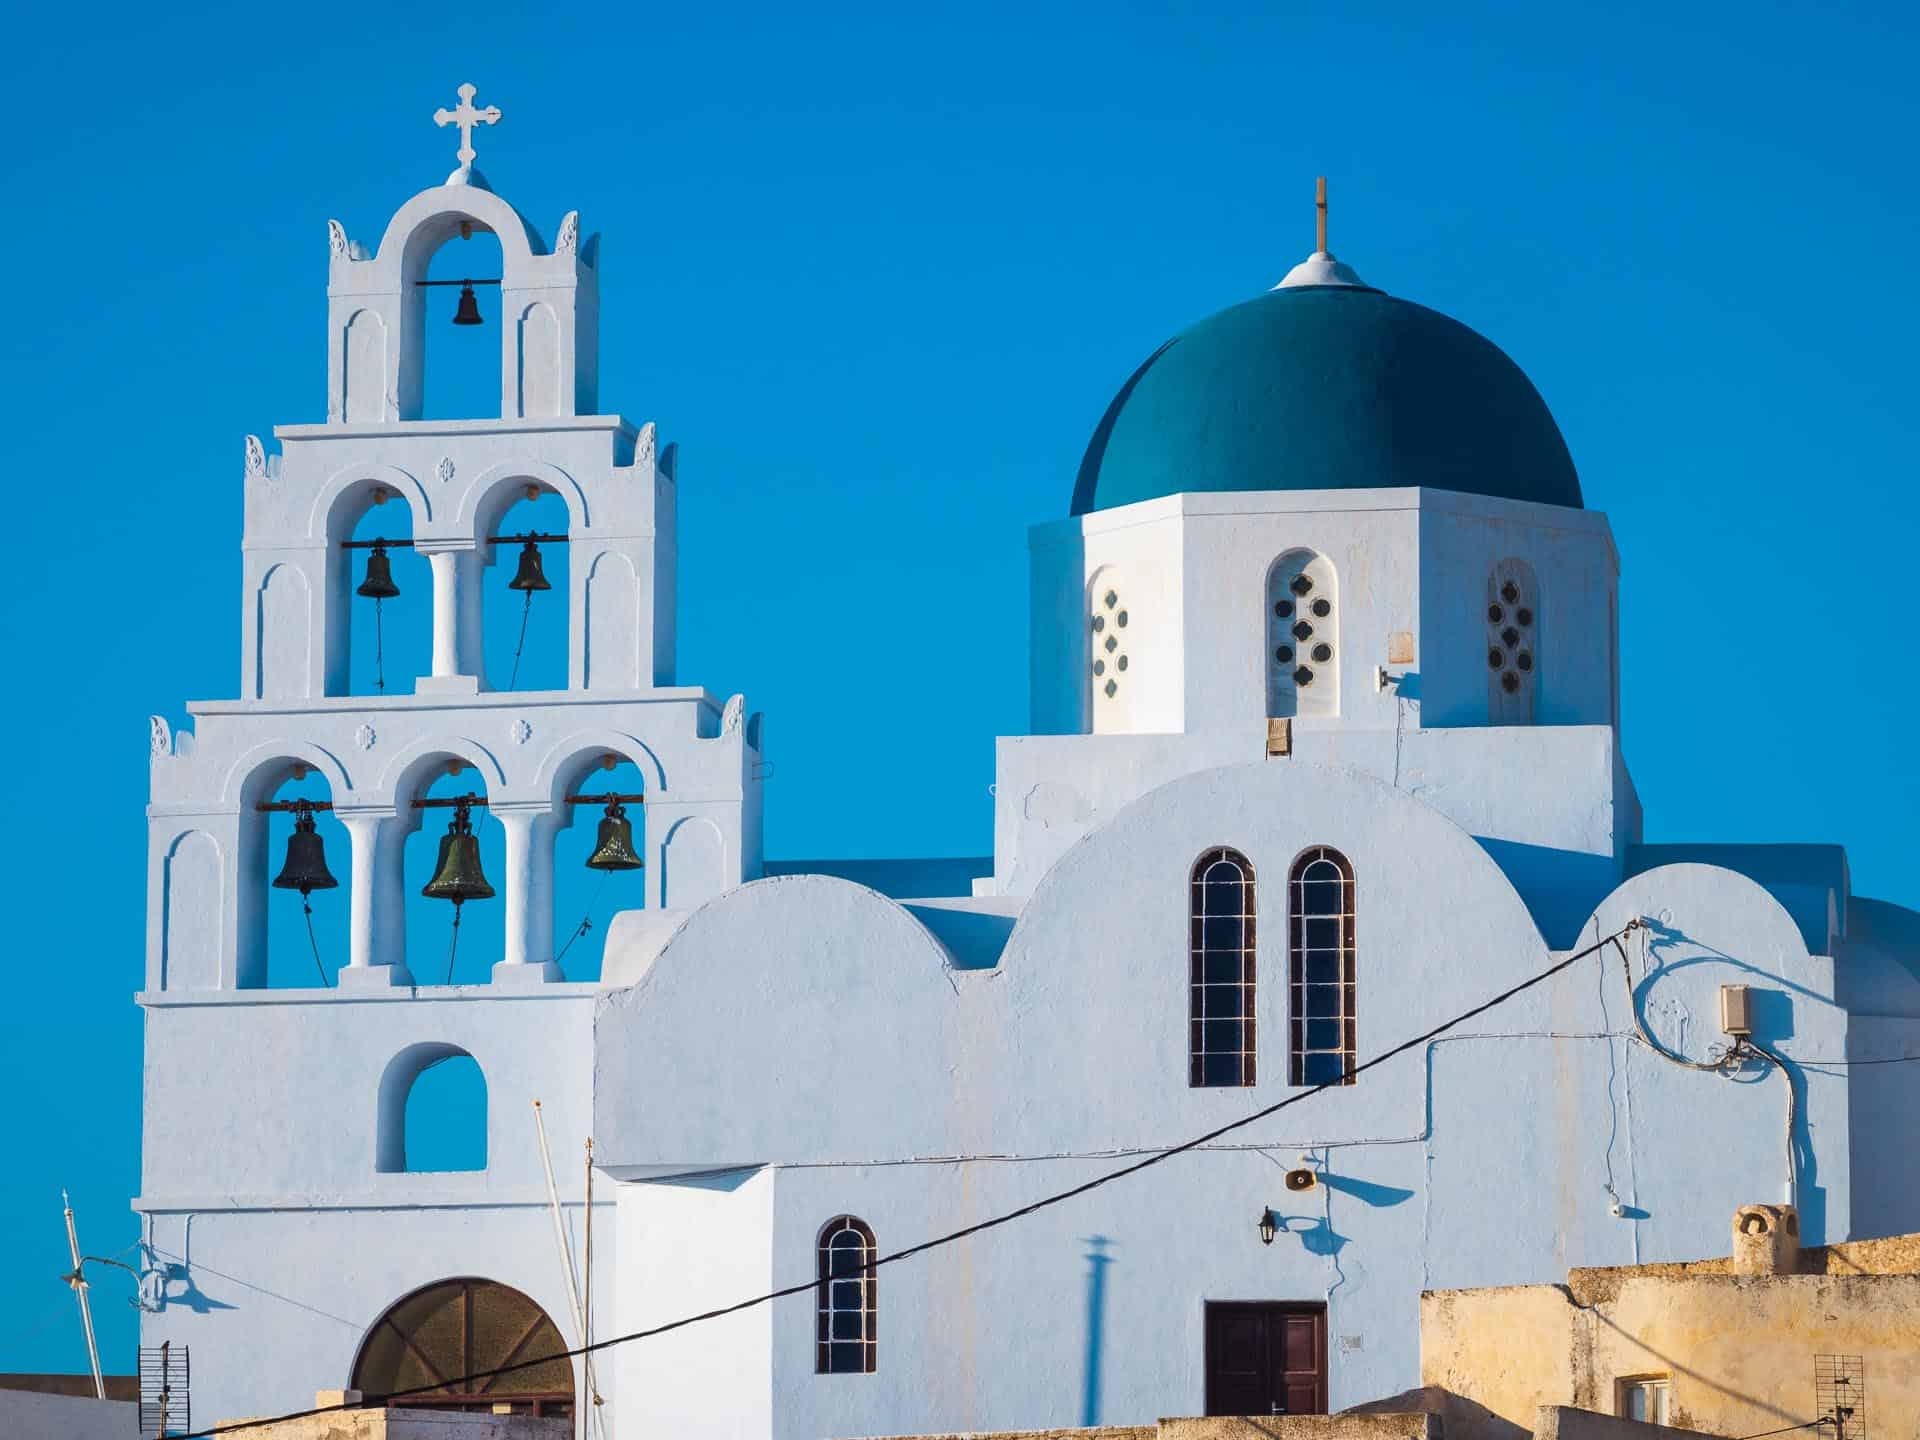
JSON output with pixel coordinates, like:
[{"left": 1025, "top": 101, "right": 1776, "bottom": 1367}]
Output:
[{"left": 1073, "top": 283, "right": 1581, "bottom": 515}]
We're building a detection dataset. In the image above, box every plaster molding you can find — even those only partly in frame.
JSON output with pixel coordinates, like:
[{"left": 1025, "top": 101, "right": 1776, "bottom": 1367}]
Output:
[{"left": 556, "top": 209, "right": 580, "bottom": 257}]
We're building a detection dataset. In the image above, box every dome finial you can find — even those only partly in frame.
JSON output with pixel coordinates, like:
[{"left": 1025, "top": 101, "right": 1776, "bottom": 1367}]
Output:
[{"left": 1276, "top": 175, "right": 1369, "bottom": 290}]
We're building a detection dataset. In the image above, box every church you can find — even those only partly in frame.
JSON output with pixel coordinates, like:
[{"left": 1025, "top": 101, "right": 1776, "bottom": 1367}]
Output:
[{"left": 136, "top": 90, "right": 1920, "bottom": 1438}]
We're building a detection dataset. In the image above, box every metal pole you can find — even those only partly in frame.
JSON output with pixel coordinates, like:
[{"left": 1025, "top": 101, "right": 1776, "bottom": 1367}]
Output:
[
  {"left": 532, "top": 1102, "right": 598, "bottom": 1440},
  {"left": 62, "top": 1191, "right": 106, "bottom": 1399},
  {"left": 584, "top": 1137, "right": 603, "bottom": 1434},
  {"left": 1316, "top": 176, "right": 1328, "bottom": 254}
]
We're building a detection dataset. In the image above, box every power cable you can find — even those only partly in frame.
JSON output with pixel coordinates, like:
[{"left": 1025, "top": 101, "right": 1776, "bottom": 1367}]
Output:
[
  {"left": 176, "top": 919, "right": 1643, "bottom": 1438},
  {"left": 1737, "top": 1420, "right": 1834, "bottom": 1439}
]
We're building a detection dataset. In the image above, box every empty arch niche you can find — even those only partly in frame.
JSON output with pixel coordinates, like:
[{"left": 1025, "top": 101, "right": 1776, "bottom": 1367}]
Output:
[
  {"left": 377, "top": 1043, "right": 487, "bottom": 1173},
  {"left": 584, "top": 550, "right": 639, "bottom": 690},
  {"left": 516, "top": 302, "right": 561, "bottom": 418},
  {"left": 1267, "top": 550, "right": 1337, "bottom": 719},
  {"left": 257, "top": 563, "right": 313, "bottom": 700},
  {"left": 162, "top": 831, "right": 223, "bottom": 991},
  {"left": 343, "top": 309, "right": 388, "bottom": 423},
  {"left": 351, "top": 1278, "right": 574, "bottom": 1416}
]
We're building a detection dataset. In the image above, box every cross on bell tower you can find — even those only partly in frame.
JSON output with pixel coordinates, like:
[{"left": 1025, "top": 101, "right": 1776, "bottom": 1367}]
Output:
[{"left": 434, "top": 82, "right": 501, "bottom": 174}]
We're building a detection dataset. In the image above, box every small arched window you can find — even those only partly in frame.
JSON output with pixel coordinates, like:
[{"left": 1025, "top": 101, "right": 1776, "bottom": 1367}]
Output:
[
  {"left": 1289, "top": 847, "right": 1356, "bottom": 1086},
  {"left": 816, "top": 1215, "right": 877, "bottom": 1374},
  {"left": 1267, "top": 551, "right": 1338, "bottom": 719},
  {"left": 1486, "top": 559, "right": 1539, "bottom": 724},
  {"left": 1190, "top": 848, "right": 1256, "bottom": 1087}
]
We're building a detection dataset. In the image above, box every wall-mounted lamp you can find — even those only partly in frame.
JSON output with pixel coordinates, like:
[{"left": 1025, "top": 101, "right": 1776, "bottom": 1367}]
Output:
[{"left": 1258, "top": 1207, "right": 1280, "bottom": 1246}]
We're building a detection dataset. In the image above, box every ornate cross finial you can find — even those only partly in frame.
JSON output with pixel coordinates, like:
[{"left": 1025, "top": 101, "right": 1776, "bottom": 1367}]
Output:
[
  {"left": 434, "top": 83, "right": 501, "bottom": 170},
  {"left": 1316, "top": 176, "right": 1328, "bottom": 255}
]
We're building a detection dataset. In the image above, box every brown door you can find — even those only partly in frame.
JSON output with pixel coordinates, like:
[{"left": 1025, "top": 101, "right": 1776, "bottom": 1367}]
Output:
[{"left": 1204, "top": 1302, "right": 1327, "bottom": 1416}]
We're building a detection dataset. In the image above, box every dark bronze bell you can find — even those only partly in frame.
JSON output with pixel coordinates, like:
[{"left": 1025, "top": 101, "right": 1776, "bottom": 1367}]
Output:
[
  {"left": 272, "top": 806, "right": 339, "bottom": 897},
  {"left": 584, "top": 800, "right": 644, "bottom": 872},
  {"left": 357, "top": 542, "right": 401, "bottom": 599},
  {"left": 422, "top": 803, "right": 495, "bottom": 904},
  {"left": 507, "top": 540, "right": 551, "bottom": 592},
  {"left": 452, "top": 281, "right": 484, "bottom": 326}
]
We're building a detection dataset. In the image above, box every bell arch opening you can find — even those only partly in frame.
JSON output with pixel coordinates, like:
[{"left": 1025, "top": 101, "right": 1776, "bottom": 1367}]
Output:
[
  {"left": 376, "top": 1043, "right": 488, "bottom": 1173},
  {"left": 413, "top": 227, "right": 505, "bottom": 421},
  {"left": 547, "top": 751, "right": 649, "bottom": 979},
  {"left": 399, "top": 756, "right": 503, "bottom": 985},
  {"left": 322, "top": 477, "right": 431, "bottom": 697},
  {"left": 480, "top": 484, "right": 571, "bottom": 692},
  {"left": 351, "top": 1277, "right": 572, "bottom": 1415},
  {"left": 237, "top": 759, "right": 349, "bottom": 990}
]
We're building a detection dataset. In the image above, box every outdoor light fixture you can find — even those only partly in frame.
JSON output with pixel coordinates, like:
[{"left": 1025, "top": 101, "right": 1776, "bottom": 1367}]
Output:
[{"left": 1258, "top": 1207, "right": 1280, "bottom": 1246}]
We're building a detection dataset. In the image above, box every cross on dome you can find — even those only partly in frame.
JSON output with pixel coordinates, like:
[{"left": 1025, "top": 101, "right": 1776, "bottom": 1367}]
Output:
[
  {"left": 1276, "top": 174, "right": 1369, "bottom": 291},
  {"left": 434, "top": 83, "right": 501, "bottom": 181}
]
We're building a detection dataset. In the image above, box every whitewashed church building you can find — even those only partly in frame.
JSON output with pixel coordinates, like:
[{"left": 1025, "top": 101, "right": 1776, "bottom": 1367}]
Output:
[{"left": 136, "top": 93, "right": 1920, "bottom": 1437}]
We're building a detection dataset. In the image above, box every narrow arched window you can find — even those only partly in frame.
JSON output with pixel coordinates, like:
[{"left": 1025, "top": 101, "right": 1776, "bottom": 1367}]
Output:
[
  {"left": 1190, "top": 848, "right": 1256, "bottom": 1087},
  {"left": 816, "top": 1215, "right": 877, "bottom": 1374},
  {"left": 1267, "top": 551, "right": 1338, "bottom": 719},
  {"left": 1487, "top": 558, "right": 1539, "bottom": 724},
  {"left": 1289, "top": 848, "right": 1356, "bottom": 1086}
]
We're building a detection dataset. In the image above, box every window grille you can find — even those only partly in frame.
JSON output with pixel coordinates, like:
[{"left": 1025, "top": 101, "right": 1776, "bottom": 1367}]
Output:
[
  {"left": 1190, "top": 848, "right": 1256, "bottom": 1087},
  {"left": 1288, "top": 847, "right": 1355, "bottom": 1086},
  {"left": 1487, "top": 559, "right": 1539, "bottom": 723},
  {"left": 817, "top": 1215, "right": 878, "bottom": 1374}
]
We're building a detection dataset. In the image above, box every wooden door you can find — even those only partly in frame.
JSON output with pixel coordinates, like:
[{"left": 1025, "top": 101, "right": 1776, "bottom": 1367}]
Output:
[{"left": 1204, "top": 1302, "right": 1327, "bottom": 1416}]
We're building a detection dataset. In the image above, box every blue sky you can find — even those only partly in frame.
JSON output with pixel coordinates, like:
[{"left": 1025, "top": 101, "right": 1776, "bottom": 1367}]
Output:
[{"left": 3, "top": 0, "right": 1916, "bottom": 1375}]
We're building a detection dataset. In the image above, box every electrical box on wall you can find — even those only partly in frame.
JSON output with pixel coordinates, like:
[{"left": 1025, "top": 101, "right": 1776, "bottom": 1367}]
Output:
[{"left": 1720, "top": 984, "right": 1753, "bottom": 1037}]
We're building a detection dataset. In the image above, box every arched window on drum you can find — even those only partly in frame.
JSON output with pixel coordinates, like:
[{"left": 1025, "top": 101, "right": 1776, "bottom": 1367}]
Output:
[
  {"left": 1288, "top": 847, "right": 1356, "bottom": 1086},
  {"left": 1267, "top": 551, "right": 1338, "bottom": 719},
  {"left": 1190, "top": 848, "right": 1256, "bottom": 1087},
  {"left": 817, "top": 1215, "right": 878, "bottom": 1374},
  {"left": 1486, "top": 558, "right": 1539, "bottom": 724}
]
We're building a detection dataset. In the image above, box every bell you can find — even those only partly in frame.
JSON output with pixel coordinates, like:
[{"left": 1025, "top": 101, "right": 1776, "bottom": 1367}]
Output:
[
  {"left": 356, "top": 542, "right": 401, "bottom": 599},
  {"left": 421, "top": 804, "right": 496, "bottom": 904},
  {"left": 584, "top": 800, "right": 645, "bottom": 872},
  {"left": 272, "top": 807, "right": 339, "bottom": 897},
  {"left": 451, "top": 281, "right": 484, "bottom": 326},
  {"left": 508, "top": 540, "right": 551, "bottom": 592}
]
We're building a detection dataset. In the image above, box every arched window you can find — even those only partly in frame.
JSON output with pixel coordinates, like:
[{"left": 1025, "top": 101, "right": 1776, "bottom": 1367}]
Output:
[
  {"left": 1087, "top": 568, "right": 1134, "bottom": 733},
  {"left": 1288, "top": 847, "right": 1356, "bottom": 1086},
  {"left": 377, "top": 1043, "right": 488, "bottom": 1173},
  {"left": 1487, "top": 558, "right": 1539, "bottom": 724},
  {"left": 816, "top": 1215, "right": 877, "bottom": 1374},
  {"left": 352, "top": 1278, "right": 573, "bottom": 1415},
  {"left": 1267, "top": 551, "right": 1338, "bottom": 719},
  {"left": 1190, "top": 848, "right": 1256, "bottom": 1088}
]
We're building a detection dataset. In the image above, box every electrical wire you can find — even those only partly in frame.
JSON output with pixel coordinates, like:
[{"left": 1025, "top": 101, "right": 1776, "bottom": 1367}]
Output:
[
  {"left": 174, "top": 919, "right": 1642, "bottom": 1439},
  {"left": 1737, "top": 1420, "right": 1834, "bottom": 1439}
]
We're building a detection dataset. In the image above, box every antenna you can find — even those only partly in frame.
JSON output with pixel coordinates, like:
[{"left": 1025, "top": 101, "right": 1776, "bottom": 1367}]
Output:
[
  {"left": 62, "top": 1190, "right": 107, "bottom": 1400},
  {"left": 1816, "top": 1355, "right": 1865, "bottom": 1440}
]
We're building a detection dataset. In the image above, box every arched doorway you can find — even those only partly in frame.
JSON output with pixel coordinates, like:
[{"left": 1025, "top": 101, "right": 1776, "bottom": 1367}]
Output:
[{"left": 351, "top": 1278, "right": 573, "bottom": 1416}]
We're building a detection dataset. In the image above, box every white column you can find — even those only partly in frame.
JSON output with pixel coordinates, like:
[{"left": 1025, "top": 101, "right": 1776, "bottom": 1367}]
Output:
[
  {"left": 337, "top": 810, "right": 414, "bottom": 990},
  {"left": 418, "top": 545, "right": 481, "bottom": 693},
  {"left": 493, "top": 805, "right": 561, "bottom": 985}
]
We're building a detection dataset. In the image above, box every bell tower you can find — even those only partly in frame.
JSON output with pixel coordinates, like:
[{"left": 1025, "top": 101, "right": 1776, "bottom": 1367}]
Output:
[{"left": 144, "top": 86, "right": 765, "bottom": 995}]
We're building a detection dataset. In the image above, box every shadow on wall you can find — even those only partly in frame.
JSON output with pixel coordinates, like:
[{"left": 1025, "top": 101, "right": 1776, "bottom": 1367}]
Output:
[
  {"left": 1472, "top": 838, "right": 1620, "bottom": 951},
  {"left": 1081, "top": 1235, "right": 1112, "bottom": 1427},
  {"left": 1638, "top": 920, "right": 1825, "bottom": 1244}
]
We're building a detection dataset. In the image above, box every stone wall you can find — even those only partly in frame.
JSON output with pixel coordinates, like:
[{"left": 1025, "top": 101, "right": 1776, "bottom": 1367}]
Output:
[
  {"left": 851, "top": 1412, "right": 1440, "bottom": 1440},
  {"left": 1422, "top": 1274, "right": 1920, "bottom": 1438},
  {"left": 209, "top": 1403, "right": 570, "bottom": 1440},
  {"left": 1533, "top": 1406, "right": 1710, "bottom": 1440}
]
